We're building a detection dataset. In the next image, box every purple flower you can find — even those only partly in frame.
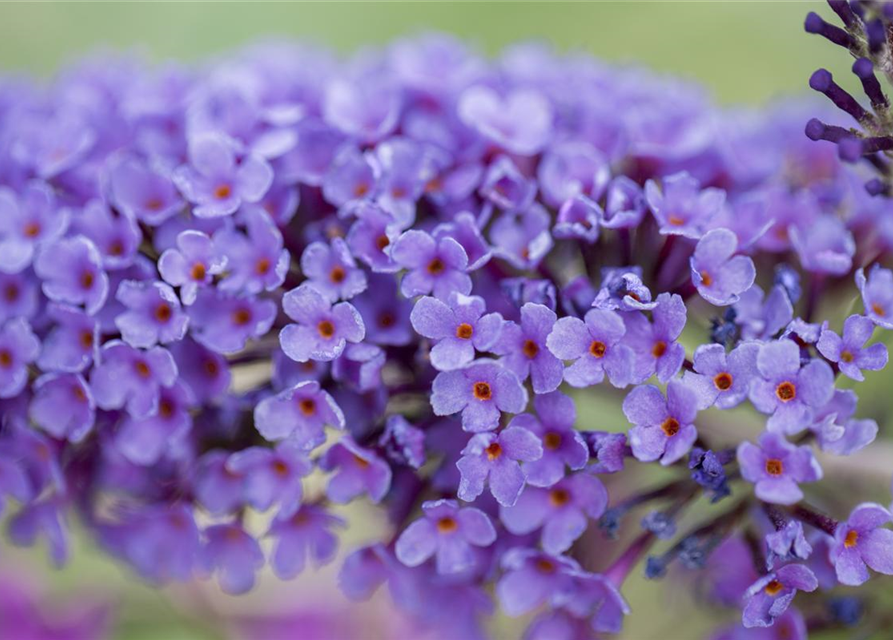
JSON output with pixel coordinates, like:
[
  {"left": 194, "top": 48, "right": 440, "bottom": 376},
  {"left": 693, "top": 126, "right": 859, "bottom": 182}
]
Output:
[
  {"left": 391, "top": 230, "right": 471, "bottom": 300},
  {"left": 602, "top": 177, "right": 646, "bottom": 229},
  {"left": 479, "top": 155, "right": 536, "bottom": 211},
  {"left": 748, "top": 340, "right": 835, "bottom": 435},
  {"left": 115, "top": 380, "right": 193, "bottom": 466},
  {"left": 345, "top": 202, "right": 402, "bottom": 273},
  {"left": 395, "top": 499, "right": 496, "bottom": 575},
  {"left": 586, "top": 432, "right": 628, "bottom": 474},
  {"left": 72, "top": 200, "right": 142, "bottom": 270},
  {"left": 856, "top": 265, "right": 893, "bottom": 330},
  {"left": 323, "top": 77, "right": 400, "bottom": 144},
  {"left": 496, "top": 549, "right": 580, "bottom": 616},
  {"left": 546, "top": 308, "right": 634, "bottom": 388},
  {"left": 537, "top": 141, "right": 610, "bottom": 208},
  {"left": 433, "top": 211, "right": 492, "bottom": 271},
  {"left": 510, "top": 391, "right": 589, "bottom": 488},
  {"left": 280, "top": 283, "right": 365, "bottom": 363},
  {"left": 458, "top": 86, "right": 552, "bottom": 155},
  {"left": 332, "top": 343, "right": 385, "bottom": 392},
  {"left": 319, "top": 437, "right": 392, "bottom": 504},
  {"left": 644, "top": 171, "right": 725, "bottom": 238},
  {"left": 489, "top": 204, "right": 554, "bottom": 270},
  {"left": 300, "top": 237, "right": 368, "bottom": 302},
  {"left": 267, "top": 504, "right": 346, "bottom": 580},
  {"left": 683, "top": 341, "right": 760, "bottom": 410},
  {"left": 225, "top": 443, "right": 311, "bottom": 517},
  {"left": 493, "top": 302, "right": 563, "bottom": 394},
  {"left": 411, "top": 293, "right": 503, "bottom": 371},
  {"left": 254, "top": 380, "right": 345, "bottom": 450},
  {"left": 200, "top": 524, "right": 264, "bottom": 595},
  {"left": 173, "top": 132, "right": 274, "bottom": 218},
  {"left": 186, "top": 289, "right": 277, "bottom": 354},
  {"left": 690, "top": 228, "right": 756, "bottom": 306},
  {"left": 499, "top": 472, "right": 608, "bottom": 554},
  {"left": 737, "top": 432, "right": 822, "bottom": 505},
  {"left": 456, "top": 426, "right": 542, "bottom": 506},
  {"left": 623, "top": 380, "right": 699, "bottom": 466},
  {"left": 735, "top": 284, "right": 794, "bottom": 341},
  {"left": 108, "top": 155, "right": 183, "bottom": 225},
  {"left": 115, "top": 280, "right": 188, "bottom": 348},
  {"left": 351, "top": 273, "right": 413, "bottom": 346},
  {"left": 553, "top": 195, "right": 601, "bottom": 244},
  {"left": 321, "top": 146, "right": 379, "bottom": 209},
  {"left": 592, "top": 268, "right": 656, "bottom": 312},
  {"left": 830, "top": 503, "right": 893, "bottom": 586},
  {"left": 213, "top": 210, "right": 289, "bottom": 294},
  {"left": 742, "top": 564, "right": 817, "bottom": 628},
  {"left": 34, "top": 236, "right": 108, "bottom": 315},
  {"left": 28, "top": 373, "right": 94, "bottom": 443},
  {"left": 817, "top": 314, "right": 888, "bottom": 381},
  {"left": 0, "top": 271, "right": 39, "bottom": 323},
  {"left": 0, "top": 318, "right": 40, "bottom": 398},
  {"left": 766, "top": 521, "right": 813, "bottom": 570},
  {"left": 812, "top": 390, "right": 878, "bottom": 456},
  {"left": 431, "top": 359, "right": 528, "bottom": 432},
  {"left": 379, "top": 415, "right": 426, "bottom": 469},
  {"left": 624, "top": 293, "right": 687, "bottom": 383},
  {"left": 89, "top": 341, "right": 177, "bottom": 418},
  {"left": 0, "top": 182, "right": 67, "bottom": 273},
  {"left": 158, "top": 230, "right": 227, "bottom": 305},
  {"left": 790, "top": 216, "right": 854, "bottom": 276}
]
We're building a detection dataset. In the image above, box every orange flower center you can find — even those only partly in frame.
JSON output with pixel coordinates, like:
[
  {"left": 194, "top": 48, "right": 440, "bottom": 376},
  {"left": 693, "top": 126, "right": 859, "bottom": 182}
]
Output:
[
  {"left": 190, "top": 263, "right": 206, "bottom": 281},
  {"left": 317, "top": 320, "right": 335, "bottom": 339},
  {"left": 376, "top": 235, "right": 390, "bottom": 251},
  {"left": 652, "top": 341, "right": 667, "bottom": 358},
  {"left": 134, "top": 361, "right": 151, "bottom": 378},
  {"left": 378, "top": 312, "right": 395, "bottom": 328},
  {"left": 23, "top": 221, "right": 41, "bottom": 238},
  {"left": 485, "top": 442, "right": 503, "bottom": 461},
  {"left": 255, "top": 258, "right": 271, "bottom": 275},
  {"left": 81, "top": 271, "right": 95, "bottom": 290},
  {"left": 668, "top": 214, "right": 685, "bottom": 227},
  {"left": 872, "top": 302, "right": 886, "bottom": 318},
  {"left": 713, "top": 372, "right": 733, "bottom": 390},
  {"left": 3, "top": 284, "right": 18, "bottom": 302},
  {"left": 523, "top": 339, "right": 539, "bottom": 358},
  {"left": 155, "top": 303, "right": 173, "bottom": 323},
  {"left": 232, "top": 307, "right": 252, "bottom": 326},
  {"left": 427, "top": 257, "right": 445, "bottom": 275},
  {"left": 844, "top": 529, "right": 859, "bottom": 548},
  {"left": 214, "top": 184, "right": 232, "bottom": 200},
  {"left": 544, "top": 432, "right": 562, "bottom": 450},
  {"left": 437, "top": 516, "right": 458, "bottom": 533},
  {"left": 764, "top": 580, "right": 784, "bottom": 596},
  {"left": 765, "top": 458, "right": 784, "bottom": 476},
  {"left": 840, "top": 350, "right": 854, "bottom": 363},
  {"left": 536, "top": 559, "right": 556, "bottom": 573},
  {"left": 79, "top": 330, "right": 94, "bottom": 349},
  {"left": 272, "top": 460, "right": 289, "bottom": 476},
  {"left": 700, "top": 271, "right": 713, "bottom": 286},
  {"left": 353, "top": 183, "right": 370, "bottom": 198},
  {"left": 330, "top": 266, "right": 346, "bottom": 283},
  {"left": 472, "top": 381, "right": 492, "bottom": 401},
  {"left": 0, "top": 350, "right": 12, "bottom": 368},
  {"left": 456, "top": 323, "right": 474, "bottom": 339},
  {"left": 549, "top": 488, "right": 571, "bottom": 507},
  {"left": 590, "top": 340, "right": 607, "bottom": 358},
  {"left": 298, "top": 398, "right": 316, "bottom": 416},
  {"left": 145, "top": 198, "right": 163, "bottom": 211},
  {"left": 353, "top": 454, "right": 370, "bottom": 469},
  {"left": 775, "top": 381, "right": 796, "bottom": 402},
  {"left": 661, "top": 418, "right": 680, "bottom": 437}
]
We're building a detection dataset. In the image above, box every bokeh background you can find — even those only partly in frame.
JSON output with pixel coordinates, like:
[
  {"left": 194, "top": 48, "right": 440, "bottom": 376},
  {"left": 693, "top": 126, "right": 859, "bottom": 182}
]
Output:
[{"left": 1, "top": 2, "right": 888, "bottom": 640}]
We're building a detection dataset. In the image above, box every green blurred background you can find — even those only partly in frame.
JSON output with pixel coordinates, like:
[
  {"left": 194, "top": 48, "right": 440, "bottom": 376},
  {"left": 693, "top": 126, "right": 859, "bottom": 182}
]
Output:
[{"left": 1, "top": 2, "right": 886, "bottom": 640}]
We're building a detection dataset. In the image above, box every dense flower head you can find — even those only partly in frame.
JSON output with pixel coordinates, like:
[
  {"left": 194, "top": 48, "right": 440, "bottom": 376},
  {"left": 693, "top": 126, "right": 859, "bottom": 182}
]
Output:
[{"left": 0, "top": 29, "right": 891, "bottom": 640}]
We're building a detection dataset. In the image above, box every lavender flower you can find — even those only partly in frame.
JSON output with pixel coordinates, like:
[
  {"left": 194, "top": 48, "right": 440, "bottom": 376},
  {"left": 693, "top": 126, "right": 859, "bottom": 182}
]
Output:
[
  {"left": 817, "top": 314, "right": 888, "bottom": 381},
  {"left": 623, "top": 380, "right": 699, "bottom": 466},
  {"left": 158, "top": 230, "right": 227, "bottom": 305},
  {"left": 0, "top": 319, "right": 40, "bottom": 398},
  {"left": 830, "top": 503, "right": 893, "bottom": 586},
  {"left": 391, "top": 230, "right": 471, "bottom": 300},
  {"left": 856, "top": 265, "right": 893, "bottom": 329},
  {"left": 431, "top": 359, "right": 528, "bottom": 432},
  {"left": 645, "top": 172, "right": 725, "bottom": 238},
  {"left": 492, "top": 302, "right": 563, "bottom": 394},
  {"left": 690, "top": 228, "right": 756, "bottom": 306},
  {"left": 280, "top": 283, "right": 365, "bottom": 363},
  {"left": 546, "top": 308, "right": 635, "bottom": 388},
  {"left": 742, "top": 564, "right": 817, "bottom": 628},
  {"left": 410, "top": 293, "right": 503, "bottom": 371},
  {"left": 456, "top": 426, "right": 543, "bottom": 506},
  {"left": 737, "top": 432, "right": 822, "bottom": 505}
]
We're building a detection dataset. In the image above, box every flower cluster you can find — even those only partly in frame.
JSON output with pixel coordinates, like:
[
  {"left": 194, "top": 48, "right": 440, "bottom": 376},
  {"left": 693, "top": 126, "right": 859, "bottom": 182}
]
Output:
[
  {"left": 805, "top": 0, "right": 893, "bottom": 196},
  {"left": 0, "top": 30, "right": 892, "bottom": 640}
]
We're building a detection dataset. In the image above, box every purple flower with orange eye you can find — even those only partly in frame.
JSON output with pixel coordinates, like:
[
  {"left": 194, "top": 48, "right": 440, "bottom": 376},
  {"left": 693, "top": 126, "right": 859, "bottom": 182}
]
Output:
[
  {"left": 114, "top": 280, "right": 188, "bottom": 349},
  {"left": 173, "top": 132, "right": 274, "bottom": 218},
  {"left": 108, "top": 155, "right": 184, "bottom": 225},
  {"left": 431, "top": 359, "right": 528, "bottom": 432},
  {"left": 817, "top": 314, "right": 889, "bottom": 381},
  {"left": 410, "top": 293, "right": 503, "bottom": 372},
  {"left": 644, "top": 171, "right": 725, "bottom": 239},
  {"left": 553, "top": 195, "right": 602, "bottom": 244},
  {"left": 499, "top": 472, "right": 608, "bottom": 555},
  {"left": 509, "top": 391, "right": 589, "bottom": 488},
  {"left": 683, "top": 341, "right": 760, "bottom": 410},
  {"left": 748, "top": 339, "right": 835, "bottom": 435},
  {"left": 345, "top": 202, "right": 401, "bottom": 273},
  {"left": 479, "top": 155, "right": 536, "bottom": 211},
  {"left": 89, "top": 340, "right": 177, "bottom": 418},
  {"left": 28, "top": 373, "right": 95, "bottom": 443},
  {"left": 319, "top": 437, "right": 392, "bottom": 505},
  {"left": 253, "top": 380, "right": 345, "bottom": 450},
  {"left": 36, "top": 303, "right": 99, "bottom": 373},
  {"left": 0, "top": 181, "right": 67, "bottom": 274},
  {"left": 267, "top": 504, "right": 346, "bottom": 580},
  {"left": 737, "top": 431, "right": 822, "bottom": 505},
  {"left": 0, "top": 271, "right": 39, "bottom": 322},
  {"left": 623, "top": 380, "right": 699, "bottom": 466},
  {"left": 395, "top": 499, "right": 496, "bottom": 575},
  {"left": 690, "top": 228, "right": 756, "bottom": 306},
  {"left": 742, "top": 564, "right": 817, "bottom": 628},
  {"left": 493, "top": 302, "right": 563, "bottom": 394},
  {"left": 322, "top": 147, "right": 379, "bottom": 209},
  {"left": 225, "top": 442, "right": 311, "bottom": 517},
  {"left": 537, "top": 141, "right": 610, "bottom": 208},
  {"left": 72, "top": 199, "right": 142, "bottom": 270},
  {"left": 391, "top": 230, "right": 471, "bottom": 300},
  {"left": 300, "top": 237, "right": 368, "bottom": 302},
  {"left": 34, "top": 236, "right": 108, "bottom": 315},
  {"left": 830, "top": 503, "right": 893, "bottom": 586},
  {"left": 546, "top": 307, "right": 635, "bottom": 388},
  {"left": 279, "top": 283, "right": 365, "bottom": 363},
  {"left": 856, "top": 265, "right": 893, "bottom": 330},
  {"left": 456, "top": 426, "right": 543, "bottom": 506},
  {"left": 186, "top": 289, "right": 277, "bottom": 355},
  {"left": 496, "top": 548, "right": 581, "bottom": 616},
  {"left": 115, "top": 380, "right": 193, "bottom": 466},
  {"left": 213, "top": 210, "right": 289, "bottom": 295},
  {"left": 158, "top": 230, "right": 227, "bottom": 305},
  {"left": 200, "top": 523, "right": 265, "bottom": 595},
  {"left": 624, "top": 292, "right": 687, "bottom": 384},
  {"left": 458, "top": 85, "right": 553, "bottom": 156},
  {"left": 0, "top": 318, "right": 40, "bottom": 399}
]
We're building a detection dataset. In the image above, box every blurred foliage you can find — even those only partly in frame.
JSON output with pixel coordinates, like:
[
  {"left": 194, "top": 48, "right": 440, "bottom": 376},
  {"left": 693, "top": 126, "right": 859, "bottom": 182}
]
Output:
[{"left": 0, "top": 2, "right": 889, "bottom": 640}]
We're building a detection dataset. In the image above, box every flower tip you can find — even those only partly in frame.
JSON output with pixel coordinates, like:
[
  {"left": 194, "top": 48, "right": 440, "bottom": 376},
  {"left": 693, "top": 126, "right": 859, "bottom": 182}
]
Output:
[
  {"left": 809, "top": 68, "right": 833, "bottom": 92},
  {"left": 804, "top": 12, "right": 825, "bottom": 33},
  {"left": 852, "top": 57, "right": 874, "bottom": 80},
  {"left": 804, "top": 118, "right": 826, "bottom": 141},
  {"left": 838, "top": 136, "right": 864, "bottom": 162}
]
